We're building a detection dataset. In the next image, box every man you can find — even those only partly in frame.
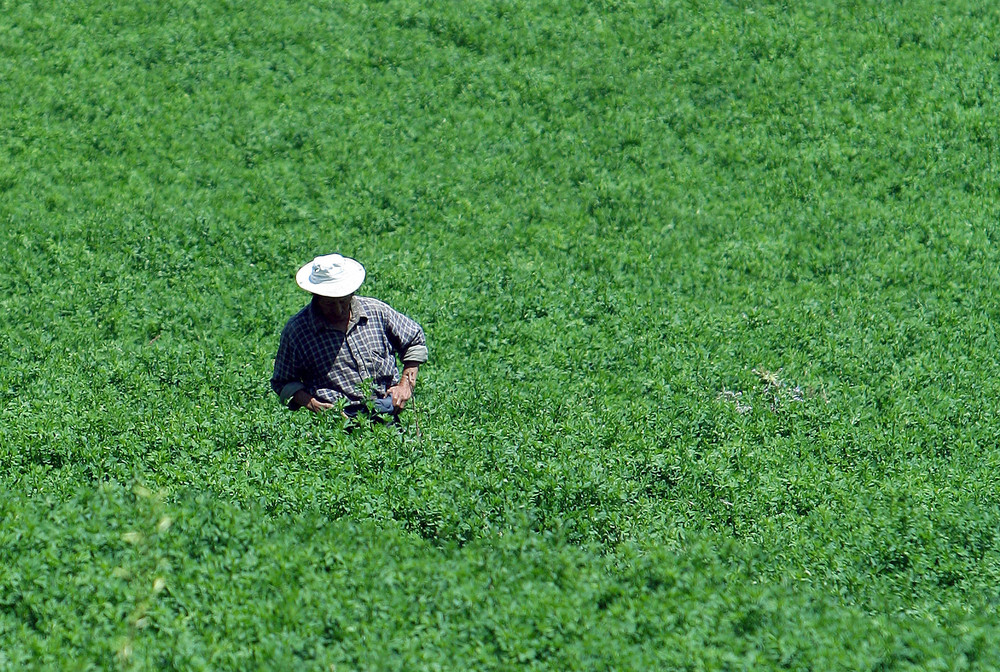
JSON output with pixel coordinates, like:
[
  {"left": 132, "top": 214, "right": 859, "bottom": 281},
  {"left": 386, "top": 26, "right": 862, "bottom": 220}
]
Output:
[{"left": 270, "top": 254, "right": 427, "bottom": 417}]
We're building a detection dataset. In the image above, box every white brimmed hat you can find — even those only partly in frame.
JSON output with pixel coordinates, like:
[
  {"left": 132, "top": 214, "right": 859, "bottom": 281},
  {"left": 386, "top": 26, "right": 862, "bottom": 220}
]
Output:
[{"left": 295, "top": 254, "right": 366, "bottom": 297}]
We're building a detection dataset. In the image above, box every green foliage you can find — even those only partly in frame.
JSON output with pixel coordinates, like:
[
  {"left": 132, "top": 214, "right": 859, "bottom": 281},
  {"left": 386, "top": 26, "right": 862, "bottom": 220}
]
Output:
[
  {"left": 4, "top": 485, "right": 998, "bottom": 670},
  {"left": 3, "top": 0, "right": 1000, "bottom": 668}
]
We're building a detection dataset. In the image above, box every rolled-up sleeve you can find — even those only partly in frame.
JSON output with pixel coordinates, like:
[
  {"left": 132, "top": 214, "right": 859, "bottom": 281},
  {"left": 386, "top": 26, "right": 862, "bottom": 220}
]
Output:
[{"left": 383, "top": 305, "right": 427, "bottom": 364}]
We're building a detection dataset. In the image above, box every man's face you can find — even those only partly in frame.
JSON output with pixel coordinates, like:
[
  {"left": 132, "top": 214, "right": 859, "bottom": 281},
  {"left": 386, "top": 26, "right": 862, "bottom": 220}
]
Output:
[{"left": 316, "top": 294, "right": 352, "bottom": 322}]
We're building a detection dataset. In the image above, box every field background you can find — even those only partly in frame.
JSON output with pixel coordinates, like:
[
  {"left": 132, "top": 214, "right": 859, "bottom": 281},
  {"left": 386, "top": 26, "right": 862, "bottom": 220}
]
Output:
[{"left": 3, "top": 0, "right": 1000, "bottom": 669}]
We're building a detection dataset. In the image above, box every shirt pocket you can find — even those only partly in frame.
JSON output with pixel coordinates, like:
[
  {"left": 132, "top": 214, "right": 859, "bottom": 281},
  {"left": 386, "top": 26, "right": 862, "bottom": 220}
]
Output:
[{"left": 346, "top": 331, "right": 386, "bottom": 380}]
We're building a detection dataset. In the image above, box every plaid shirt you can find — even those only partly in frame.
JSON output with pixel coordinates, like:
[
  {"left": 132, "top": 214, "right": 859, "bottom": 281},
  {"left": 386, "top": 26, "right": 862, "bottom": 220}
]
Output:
[{"left": 271, "top": 296, "right": 428, "bottom": 408}]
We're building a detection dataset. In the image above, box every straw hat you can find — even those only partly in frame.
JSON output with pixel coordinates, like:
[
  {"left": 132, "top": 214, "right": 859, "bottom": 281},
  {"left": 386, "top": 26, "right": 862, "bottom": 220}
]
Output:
[{"left": 295, "top": 254, "right": 366, "bottom": 297}]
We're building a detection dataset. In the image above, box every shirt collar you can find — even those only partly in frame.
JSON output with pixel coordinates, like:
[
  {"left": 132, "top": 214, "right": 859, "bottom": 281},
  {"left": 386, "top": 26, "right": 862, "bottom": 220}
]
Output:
[{"left": 347, "top": 296, "right": 367, "bottom": 331}]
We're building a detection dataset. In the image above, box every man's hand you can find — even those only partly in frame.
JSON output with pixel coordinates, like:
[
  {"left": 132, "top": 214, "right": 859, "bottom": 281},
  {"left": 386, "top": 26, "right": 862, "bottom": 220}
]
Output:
[
  {"left": 305, "top": 398, "right": 335, "bottom": 413},
  {"left": 388, "top": 380, "right": 413, "bottom": 410},
  {"left": 389, "top": 364, "right": 420, "bottom": 410},
  {"left": 292, "top": 389, "right": 334, "bottom": 413}
]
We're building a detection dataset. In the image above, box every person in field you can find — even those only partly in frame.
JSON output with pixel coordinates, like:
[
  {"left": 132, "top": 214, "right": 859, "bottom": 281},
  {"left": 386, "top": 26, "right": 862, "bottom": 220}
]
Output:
[{"left": 270, "top": 254, "right": 427, "bottom": 418}]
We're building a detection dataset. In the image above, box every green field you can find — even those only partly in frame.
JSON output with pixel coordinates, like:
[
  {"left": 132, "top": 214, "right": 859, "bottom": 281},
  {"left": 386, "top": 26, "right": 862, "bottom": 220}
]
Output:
[{"left": 3, "top": 0, "right": 1000, "bottom": 669}]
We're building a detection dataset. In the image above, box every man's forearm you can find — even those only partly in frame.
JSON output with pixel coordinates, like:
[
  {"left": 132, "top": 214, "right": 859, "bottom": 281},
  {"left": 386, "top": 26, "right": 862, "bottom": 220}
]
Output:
[
  {"left": 401, "top": 363, "right": 419, "bottom": 390},
  {"left": 291, "top": 388, "right": 314, "bottom": 409}
]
